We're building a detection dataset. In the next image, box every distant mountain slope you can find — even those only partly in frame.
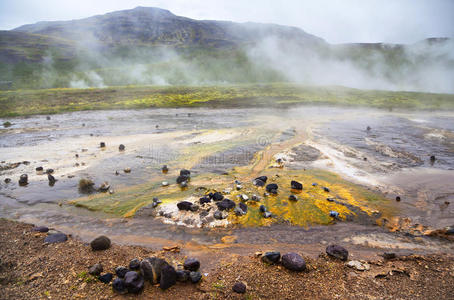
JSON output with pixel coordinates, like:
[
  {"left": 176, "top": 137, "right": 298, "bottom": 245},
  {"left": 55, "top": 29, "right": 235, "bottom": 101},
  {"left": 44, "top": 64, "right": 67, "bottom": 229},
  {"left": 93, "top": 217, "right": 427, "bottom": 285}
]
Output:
[
  {"left": 13, "top": 6, "right": 324, "bottom": 49},
  {"left": 0, "top": 6, "right": 453, "bottom": 92}
]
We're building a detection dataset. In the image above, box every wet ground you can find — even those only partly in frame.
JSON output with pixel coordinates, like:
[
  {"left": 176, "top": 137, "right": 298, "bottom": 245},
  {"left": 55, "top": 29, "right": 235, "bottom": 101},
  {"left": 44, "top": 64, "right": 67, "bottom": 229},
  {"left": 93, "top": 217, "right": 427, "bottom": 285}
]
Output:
[{"left": 1, "top": 106, "right": 453, "bottom": 257}]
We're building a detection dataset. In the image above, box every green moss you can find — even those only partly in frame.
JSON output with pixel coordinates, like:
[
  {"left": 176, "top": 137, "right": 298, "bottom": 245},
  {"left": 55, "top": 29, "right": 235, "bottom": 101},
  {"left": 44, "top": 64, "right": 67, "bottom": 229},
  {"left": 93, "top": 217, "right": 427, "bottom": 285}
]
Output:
[{"left": 1, "top": 84, "right": 453, "bottom": 117}]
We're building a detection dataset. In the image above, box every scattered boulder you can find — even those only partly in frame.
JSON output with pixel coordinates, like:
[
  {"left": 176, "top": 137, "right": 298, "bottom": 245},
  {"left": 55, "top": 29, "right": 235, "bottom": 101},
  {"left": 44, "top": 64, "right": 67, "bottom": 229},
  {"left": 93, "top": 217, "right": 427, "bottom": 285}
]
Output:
[
  {"left": 46, "top": 169, "right": 54, "bottom": 174},
  {"left": 251, "top": 194, "right": 260, "bottom": 201},
  {"left": 162, "top": 165, "right": 169, "bottom": 173},
  {"left": 291, "top": 180, "right": 303, "bottom": 190},
  {"left": 288, "top": 195, "right": 298, "bottom": 201},
  {"left": 214, "top": 210, "right": 227, "bottom": 220},
  {"left": 46, "top": 116, "right": 51, "bottom": 120},
  {"left": 90, "top": 235, "right": 111, "bottom": 251},
  {"left": 236, "top": 184, "right": 242, "bottom": 190},
  {"left": 263, "top": 211, "right": 272, "bottom": 218},
  {"left": 160, "top": 264, "right": 177, "bottom": 289},
  {"left": 312, "top": 183, "right": 318, "bottom": 186},
  {"left": 347, "top": 260, "right": 370, "bottom": 271},
  {"left": 124, "top": 168, "right": 131, "bottom": 173},
  {"left": 180, "top": 181, "right": 188, "bottom": 188},
  {"left": 232, "top": 282, "right": 247, "bottom": 294},
  {"left": 88, "top": 263, "right": 103, "bottom": 276},
  {"left": 176, "top": 270, "right": 190, "bottom": 282},
  {"left": 326, "top": 244, "right": 349, "bottom": 261},
  {"left": 189, "top": 271, "right": 202, "bottom": 283},
  {"left": 129, "top": 258, "right": 140, "bottom": 270},
  {"left": 212, "top": 192, "right": 224, "bottom": 201},
  {"left": 18, "top": 174, "right": 28, "bottom": 186},
  {"left": 266, "top": 183, "right": 278, "bottom": 194},
  {"left": 115, "top": 266, "right": 129, "bottom": 278},
  {"left": 176, "top": 175, "right": 190, "bottom": 184},
  {"left": 199, "top": 196, "right": 211, "bottom": 204},
  {"left": 124, "top": 271, "right": 144, "bottom": 294},
  {"left": 217, "top": 199, "right": 236, "bottom": 211},
  {"left": 141, "top": 257, "right": 169, "bottom": 284},
  {"left": 259, "top": 205, "right": 267, "bottom": 213},
  {"left": 3, "top": 121, "right": 12, "bottom": 128},
  {"left": 261, "top": 251, "right": 281, "bottom": 264},
  {"left": 35, "top": 166, "right": 44, "bottom": 172},
  {"left": 396, "top": 196, "right": 401, "bottom": 202},
  {"left": 112, "top": 278, "right": 127, "bottom": 294},
  {"left": 119, "top": 144, "right": 125, "bottom": 151},
  {"left": 4, "top": 178, "right": 11, "bottom": 183},
  {"left": 98, "top": 273, "right": 113, "bottom": 284},
  {"left": 44, "top": 233, "right": 67, "bottom": 244},
  {"left": 184, "top": 258, "right": 200, "bottom": 272},
  {"left": 100, "top": 142, "right": 106, "bottom": 148},
  {"left": 32, "top": 226, "right": 49, "bottom": 233},
  {"left": 180, "top": 169, "right": 191, "bottom": 177},
  {"left": 47, "top": 174, "right": 56, "bottom": 184},
  {"left": 329, "top": 211, "right": 339, "bottom": 218},
  {"left": 239, "top": 194, "right": 249, "bottom": 201},
  {"left": 78, "top": 178, "right": 95, "bottom": 193},
  {"left": 281, "top": 252, "right": 306, "bottom": 271},
  {"left": 177, "top": 201, "right": 193, "bottom": 211},
  {"left": 323, "top": 187, "right": 330, "bottom": 193},
  {"left": 161, "top": 181, "right": 169, "bottom": 187},
  {"left": 239, "top": 202, "right": 248, "bottom": 213},
  {"left": 255, "top": 176, "right": 268, "bottom": 184}
]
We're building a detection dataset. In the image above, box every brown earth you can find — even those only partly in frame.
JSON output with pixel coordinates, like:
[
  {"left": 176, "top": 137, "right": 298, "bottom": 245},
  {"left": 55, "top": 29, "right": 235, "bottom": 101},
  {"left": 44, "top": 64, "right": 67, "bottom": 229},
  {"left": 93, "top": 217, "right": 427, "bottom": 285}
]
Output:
[{"left": 1, "top": 218, "right": 453, "bottom": 300}]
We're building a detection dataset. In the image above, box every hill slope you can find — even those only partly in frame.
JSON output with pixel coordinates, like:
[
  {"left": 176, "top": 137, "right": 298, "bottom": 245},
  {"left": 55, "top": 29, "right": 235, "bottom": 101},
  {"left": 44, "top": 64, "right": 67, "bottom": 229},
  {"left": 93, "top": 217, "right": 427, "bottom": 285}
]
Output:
[{"left": 1, "top": 6, "right": 453, "bottom": 92}]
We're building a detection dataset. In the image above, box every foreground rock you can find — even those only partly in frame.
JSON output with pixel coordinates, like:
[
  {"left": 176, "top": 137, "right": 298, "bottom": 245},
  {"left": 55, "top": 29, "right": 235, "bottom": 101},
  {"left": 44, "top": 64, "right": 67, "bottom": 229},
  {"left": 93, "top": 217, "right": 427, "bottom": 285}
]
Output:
[
  {"left": 44, "top": 233, "right": 67, "bottom": 244},
  {"left": 326, "top": 244, "right": 349, "bottom": 261},
  {"left": 232, "top": 282, "right": 247, "bottom": 294},
  {"left": 217, "top": 199, "right": 235, "bottom": 211},
  {"left": 124, "top": 271, "right": 144, "bottom": 294},
  {"left": 18, "top": 174, "right": 28, "bottom": 186},
  {"left": 98, "top": 273, "right": 113, "bottom": 284},
  {"left": 32, "top": 226, "right": 49, "bottom": 233},
  {"left": 281, "top": 252, "right": 306, "bottom": 271},
  {"left": 112, "top": 278, "right": 127, "bottom": 294},
  {"left": 261, "top": 251, "right": 281, "bottom": 264},
  {"left": 90, "top": 235, "right": 111, "bottom": 251},
  {"left": 266, "top": 183, "right": 278, "bottom": 194},
  {"left": 88, "top": 263, "right": 103, "bottom": 276},
  {"left": 160, "top": 264, "right": 177, "bottom": 290},
  {"left": 291, "top": 180, "right": 303, "bottom": 190},
  {"left": 115, "top": 266, "right": 128, "bottom": 278},
  {"left": 183, "top": 258, "right": 200, "bottom": 271}
]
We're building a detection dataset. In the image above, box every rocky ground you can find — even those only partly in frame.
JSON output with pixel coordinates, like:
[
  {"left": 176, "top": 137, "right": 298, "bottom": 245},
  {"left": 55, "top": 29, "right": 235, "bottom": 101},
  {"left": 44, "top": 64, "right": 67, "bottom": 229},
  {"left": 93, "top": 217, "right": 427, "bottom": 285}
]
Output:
[{"left": 1, "top": 218, "right": 454, "bottom": 299}]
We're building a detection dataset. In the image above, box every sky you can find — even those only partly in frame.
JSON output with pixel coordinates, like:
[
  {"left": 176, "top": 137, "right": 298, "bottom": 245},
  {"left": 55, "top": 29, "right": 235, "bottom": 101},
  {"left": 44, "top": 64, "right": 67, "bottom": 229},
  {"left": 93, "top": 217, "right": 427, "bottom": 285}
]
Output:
[{"left": 0, "top": 0, "right": 453, "bottom": 44}]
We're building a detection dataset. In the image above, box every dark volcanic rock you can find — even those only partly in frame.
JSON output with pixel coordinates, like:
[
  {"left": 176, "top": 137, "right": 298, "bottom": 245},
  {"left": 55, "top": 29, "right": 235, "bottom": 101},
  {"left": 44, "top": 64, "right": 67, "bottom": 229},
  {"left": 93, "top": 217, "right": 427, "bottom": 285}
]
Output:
[
  {"left": 176, "top": 175, "right": 190, "bottom": 184},
  {"left": 288, "top": 195, "right": 298, "bottom": 201},
  {"left": 323, "top": 187, "right": 330, "bottom": 192},
  {"left": 124, "top": 271, "right": 144, "bottom": 294},
  {"left": 88, "top": 263, "right": 103, "bottom": 276},
  {"left": 326, "top": 244, "right": 349, "bottom": 261},
  {"left": 266, "top": 183, "right": 278, "bottom": 194},
  {"left": 183, "top": 258, "right": 200, "bottom": 271},
  {"left": 217, "top": 199, "right": 235, "bottom": 211},
  {"left": 232, "top": 282, "right": 246, "bottom": 294},
  {"left": 35, "top": 166, "right": 44, "bottom": 172},
  {"left": 112, "top": 278, "right": 127, "bottom": 294},
  {"left": 18, "top": 174, "right": 28, "bottom": 186},
  {"left": 141, "top": 257, "right": 168, "bottom": 284},
  {"left": 189, "top": 271, "right": 202, "bottom": 283},
  {"left": 32, "top": 226, "right": 49, "bottom": 233},
  {"left": 162, "top": 165, "right": 169, "bottom": 173},
  {"left": 115, "top": 266, "right": 129, "bottom": 278},
  {"left": 212, "top": 192, "right": 224, "bottom": 201},
  {"left": 259, "top": 205, "right": 267, "bottom": 213},
  {"left": 176, "top": 270, "right": 190, "bottom": 282},
  {"left": 213, "top": 210, "right": 226, "bottom": 220},
  {"left": 255, "top": 176, "right": 268, "bottom": 184},
  {"left": 44, "top": 233, "right": 67, "bottom": 243},
  {"left": 291, "top": 180, "right": 303, "bottom": 190},
  {"left": 100, "top": 142, "right": 106, "bottom": 148},
  {"left": 46, "top": 169, "right": 54, "bottom": 174},
  {"left": 160, "top": 264, "right": 177, "bottom": 290},
  {"left": 48, "top": 174, "right": 56, "bottom": 184},
  {"left": 177, "top": 201, "right": 193, "bottom": 211},
  {"left": 281, "top": 252, "right": 306, "bottom": 271},
  {"left": 199, "top": 196, "right": 211, "bottom": 204},
  {"left": 261, "top": 251, "right": 281, "bottom": 264},
  {"left": 4, "top": 178, "right": 11, "bottom": 183},
  {"left": 98, "top": 273, "right": 113, "bottom": 284},
  {"left": 90, "top": 235, "right": 111, "bottom": 251},
  {"left": 180, "top": 169, "right": 191, "bottom": 176},
  {"left": 238, "top": 202, "right": 248, "bottom": 213},
  {"left": 129, "top": 258, "right": 140, "bottom": 270},
  {"left": 119, "top": 144, "right": 125, "bottom": 151}
]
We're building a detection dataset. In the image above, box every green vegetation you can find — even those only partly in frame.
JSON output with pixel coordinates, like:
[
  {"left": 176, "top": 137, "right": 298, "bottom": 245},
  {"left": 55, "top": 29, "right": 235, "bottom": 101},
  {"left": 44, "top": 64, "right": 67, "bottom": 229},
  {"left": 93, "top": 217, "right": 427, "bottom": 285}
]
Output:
[{"left": 1, "top": 84, "right": 453, "bottom": 117}]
